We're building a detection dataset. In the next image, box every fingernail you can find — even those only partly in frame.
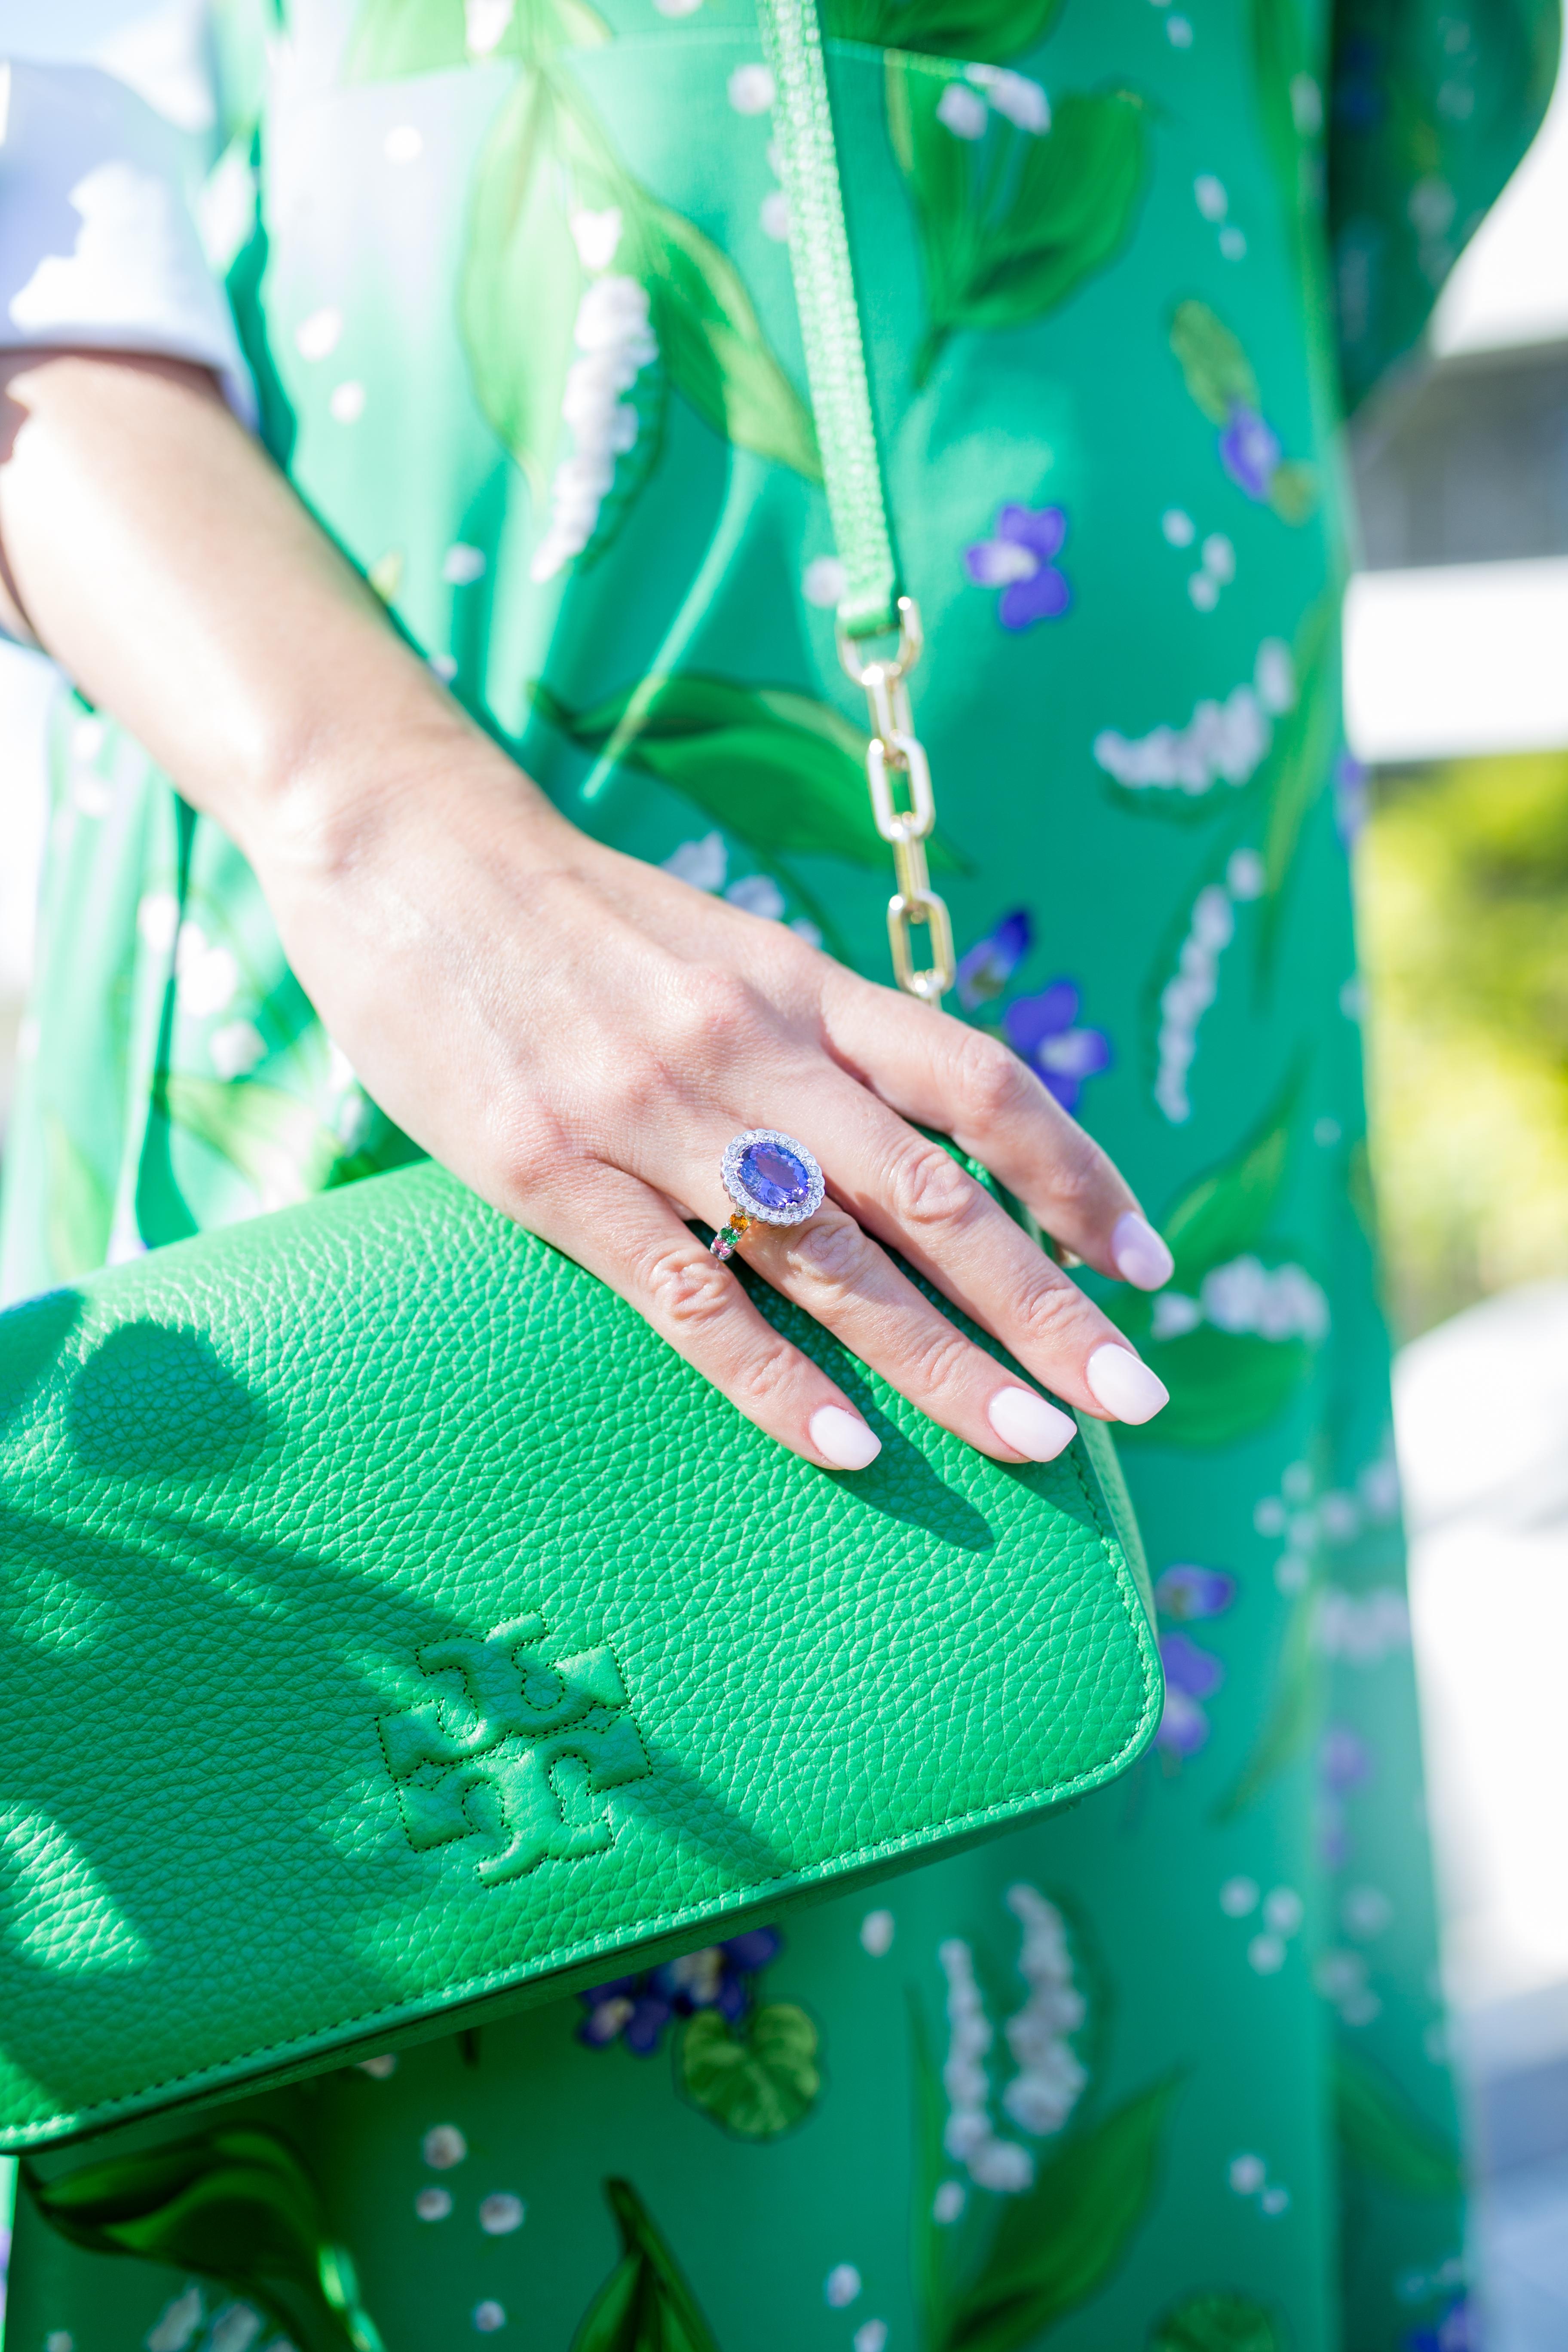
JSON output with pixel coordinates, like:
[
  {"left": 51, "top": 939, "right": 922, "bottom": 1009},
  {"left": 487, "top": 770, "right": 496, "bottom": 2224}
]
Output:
[
  {"left": 1086, "top": 1343, "right": 1170, "bottom": 1424},
  {"left": 809, "top": 1405, "right": 882, "bottom": 1471},
  {"left": 1112, "top": 1210, "right": 1174, "bottom": 1292},
  {"left": 988, "top": 1385, "right": 1076, "bottom": 1462}
]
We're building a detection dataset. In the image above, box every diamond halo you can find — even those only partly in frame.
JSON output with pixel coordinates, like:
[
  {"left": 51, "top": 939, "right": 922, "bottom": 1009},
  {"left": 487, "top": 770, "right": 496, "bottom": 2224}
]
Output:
[{"left": 720, "top": 1129, "right": 826, "bottom": 1228}]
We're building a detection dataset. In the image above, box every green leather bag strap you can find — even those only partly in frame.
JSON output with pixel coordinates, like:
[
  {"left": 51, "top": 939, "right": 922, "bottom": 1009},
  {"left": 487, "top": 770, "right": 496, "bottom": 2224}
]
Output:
[{"left": 756, "top": 0, "right": 900, "bottom": 640}]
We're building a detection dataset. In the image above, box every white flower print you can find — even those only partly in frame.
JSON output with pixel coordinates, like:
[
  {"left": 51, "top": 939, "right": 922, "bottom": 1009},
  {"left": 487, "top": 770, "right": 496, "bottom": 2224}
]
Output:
[
  {"left": 530, "top": 223, "right": 659, "bottom": 583},
  {"left": 966, "top": 64, "right": 1050, "bottom": 132},
  {"left": 416, "top": 2186, "right": 453, "bottom": 2219},
  {"left": 760, "top": 187, "right": 791, "bottom": 240},
  {"left": 442, "top": 543, "right": 487, "bottom": 585},
  {"left": 479, "top": 2193, "right": 526, "bottom": 2235},
  {"left": 803, "top": 554, "right": 847, "bottom": 607},
  {"left": 570, "top": 207, "right": 624, "bottom": 271},
  {"left": 206, "top": 2311, "right": 262, "bottom": 2352},
  {"left": 1152, "top": 1256, "right": 1330, "bottom": 1345},
  {"left": 1094, "top": 638, "right": 1294, "bottom": 796},
  {"left": 1314, "top": 1587, "right": 1411, "bottom": 1664},
  {"left": 329, "top": 380, "right": 366, "bottom": 422},
  {"left": 998, "top": 1885, "right": 1088, "bottom": 2135},
  {"left": 824, "top": 2265, "right": 862, "bottom": 2307},
  {"left": 936, "top": 83, "right": 989, "bottom": 139},
  {"left": 294, "top": 306, "right": 341, "bottom": 360},
  {"left": 147, "top": 2288, "right": 205, "bottom": 2352},
  {"left": 937, "top": 1884, "right": 1087, "bottom": 2196},
  {"left": 466, "top": 0, "right": 515, "bottom": 53},
  {"left": 663, "top": 831, "right": 728, "bottom": 891},
  {"left": 209, "top": 1020, "right": 265, "bottom": 1081},
  {"left": 423, "top": 2122, "right": 468, "bottom": 2169},
  {"left": 1154, "top": 848, "right": 1268, "bottom": 1122},
  {"left": 727, "top": 63, "right": 776, "bottom": 114},
  {"left": 175, "top": 922, "right": 238, "bottom": 1018}
]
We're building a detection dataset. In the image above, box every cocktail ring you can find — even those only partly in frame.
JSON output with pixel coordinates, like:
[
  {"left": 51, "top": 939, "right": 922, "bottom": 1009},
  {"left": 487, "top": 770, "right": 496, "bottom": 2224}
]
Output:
[{"left": 710, "top": 1130, "right": 826, "bottom": 1261}]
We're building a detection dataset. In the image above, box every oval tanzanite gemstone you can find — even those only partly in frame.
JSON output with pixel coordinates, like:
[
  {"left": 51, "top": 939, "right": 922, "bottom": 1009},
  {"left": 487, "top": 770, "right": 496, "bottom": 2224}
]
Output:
[{"left": 738, "top": 1138, "right": 812, "bottom": 1213}]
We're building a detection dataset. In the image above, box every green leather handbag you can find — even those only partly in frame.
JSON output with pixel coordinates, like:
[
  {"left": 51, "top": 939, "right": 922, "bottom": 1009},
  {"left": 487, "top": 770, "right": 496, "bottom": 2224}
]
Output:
[
  {"left": 0, "top": 1163, "right": 1158, "bottom": 2150},
  {"left": 0, "top": 0, "right": 1160, "bottom": 2154}
]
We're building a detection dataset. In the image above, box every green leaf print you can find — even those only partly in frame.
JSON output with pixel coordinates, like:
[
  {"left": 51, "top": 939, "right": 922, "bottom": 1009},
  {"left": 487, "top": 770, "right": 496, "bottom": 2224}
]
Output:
[
  {"left": 1162, "top": 1084, "right": 1293, "bottom": 1275},
  {"left": 1109, "top": 1080, "right": 1325, "bottom": 1450},
  {"left": 44, "top": 1114, "right": 113, "bottom": 1284},
  {"left": 461, "top": 65, "right": 816, "bottom": 573},
  {"left": 887, "top": 64, "right": 1148, "bottom": 381},
  {"left": 677, "top": 2002, "right": 821, "bottom": 2139},
  {"left": 825, "top": 0, "right": 1063, "bottom": 63},
  {"left": 1335, "top": 2049, "right": 1463, "bottom": 2199},
  {"left": 570, "top": 2178, "right": 723, "bottom": 2352},
  {"left": 1212, "top": 1579, "right": 1317, "bottom": 1822},
  {"left": 643, "top": 203, "right": 821, "bottom": 482},
  {"left": 343, "top": 0, "right": 608, "bottom": 80},
  {"left": 1148, "top": 2291, "right": 1286, "bottom": 2352},
  {"left": 461, "top": 72, "right": 611, "bottom": 502},
  {"left": 163, "top": 1075, "right": 345, "bottom": 1207},
  {"left": 24, "top": 2126, "right": 383, "bottom": 2352},
  {"left": 1168, "top": 300, "right": 1259, "bottom": 425},
  {"left": 533, "top": 673, "right": 961, "bottom": 873},
  {"left": 937, "top": 2076, "right": 1181, "bottom": 2352},
  {"left": 1169, "top": 301, "right": 1318, "bottom": 525},
  {"left": 1250, "top": 0, "right": 1312, "bottom": 217},
  {"left": 1256, "top": 591, "right": 1340, "bottom": 940}
]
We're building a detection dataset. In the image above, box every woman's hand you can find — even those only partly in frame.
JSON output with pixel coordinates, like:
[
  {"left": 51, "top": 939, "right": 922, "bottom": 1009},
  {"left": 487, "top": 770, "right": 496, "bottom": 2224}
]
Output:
[
  {"left": 0, "top": 348, "right": 1172, "bottom": 1470},
  {"left": 259, "top": 751, "right": 1173, "bottom": 1472}
]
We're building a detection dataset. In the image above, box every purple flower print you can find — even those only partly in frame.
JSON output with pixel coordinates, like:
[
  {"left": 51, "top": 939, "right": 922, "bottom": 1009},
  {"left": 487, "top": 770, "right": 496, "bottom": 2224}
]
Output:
[
  {"left": 579, "top": 1927, "right": 783, "bottom": 2054},
  {"left": 964, "top": 504, "right": 1072, "bottom": 631},
  {"left": 1408, "top": 2294, "right": 1473, "bottom": 2352},
  {"left": 956, "top": 907, "right": 1033, "bottom": 1010},
  {"left": 1003, "top": 980, "right": 1112, "bottom": 1114},
  {"left": 1334, "top": 751, "right": 1369, "bottom": 847},
  {"left": 1218, "top": 405, "right": 1283, "bottom": 502},
  {"left": 1155, "top": 1565, "right": 1237, "bottom": 1622},
  {"left": 1156, "top": 1629, "right": 1226, "bottom": 1757}
]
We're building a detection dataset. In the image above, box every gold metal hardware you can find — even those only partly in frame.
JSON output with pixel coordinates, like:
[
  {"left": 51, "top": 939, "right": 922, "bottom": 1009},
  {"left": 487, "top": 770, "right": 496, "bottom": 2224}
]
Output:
[{"left": 836, "top": 596, "right": 956, "bottom": 1005}]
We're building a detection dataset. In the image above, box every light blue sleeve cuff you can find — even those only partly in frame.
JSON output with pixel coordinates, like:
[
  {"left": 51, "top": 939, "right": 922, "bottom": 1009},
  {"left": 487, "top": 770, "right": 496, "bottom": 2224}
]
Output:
[{"left": 0, "top": 58, "right": 257, "bottom": 428}]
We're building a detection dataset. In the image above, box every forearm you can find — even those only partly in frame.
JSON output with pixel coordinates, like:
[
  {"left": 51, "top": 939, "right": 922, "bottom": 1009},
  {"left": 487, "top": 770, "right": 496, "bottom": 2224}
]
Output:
[{"left": 0, "top": 349, "right": 544, "bottom": 873}]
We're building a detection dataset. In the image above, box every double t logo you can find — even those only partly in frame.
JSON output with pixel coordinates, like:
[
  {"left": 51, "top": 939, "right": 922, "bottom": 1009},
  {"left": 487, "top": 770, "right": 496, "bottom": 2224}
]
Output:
[{"left": 379, "top": 1615, "right": 649, "bottom": 1883}]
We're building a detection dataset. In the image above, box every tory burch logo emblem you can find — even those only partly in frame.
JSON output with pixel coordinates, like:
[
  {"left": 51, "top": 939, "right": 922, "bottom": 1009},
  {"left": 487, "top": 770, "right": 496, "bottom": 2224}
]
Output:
[{"left": 379, "top": 1615, "right": 650, "bottom": 1883}]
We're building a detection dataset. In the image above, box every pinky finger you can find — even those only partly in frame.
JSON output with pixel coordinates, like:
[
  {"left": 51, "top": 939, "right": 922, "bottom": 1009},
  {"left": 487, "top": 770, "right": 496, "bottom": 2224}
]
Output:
[{"left": 536, "top": 1167, "right": 882, "bottom": 1472}]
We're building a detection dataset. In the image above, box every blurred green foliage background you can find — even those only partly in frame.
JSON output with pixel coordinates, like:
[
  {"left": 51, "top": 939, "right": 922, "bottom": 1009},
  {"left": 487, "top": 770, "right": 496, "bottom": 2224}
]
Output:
[{"left": 1359, "top": 749, "right": 1568, "bottom": 1340}]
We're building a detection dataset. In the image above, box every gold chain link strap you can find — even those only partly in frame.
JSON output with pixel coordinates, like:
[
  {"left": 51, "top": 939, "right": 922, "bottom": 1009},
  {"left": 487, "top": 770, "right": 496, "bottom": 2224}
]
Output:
[{"left": 837, "top": 596, "right": 956, "bottom": 1008}]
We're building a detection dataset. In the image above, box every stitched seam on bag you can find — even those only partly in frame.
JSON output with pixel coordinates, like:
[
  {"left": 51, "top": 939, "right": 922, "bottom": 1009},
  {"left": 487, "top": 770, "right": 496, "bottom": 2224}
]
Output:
[
  {"left": 12, "top": 1635, "right": 1161, "bottom": 2143},
  {"left": 9, "top": 1366, "right": 1158, "bottom": 2140}
]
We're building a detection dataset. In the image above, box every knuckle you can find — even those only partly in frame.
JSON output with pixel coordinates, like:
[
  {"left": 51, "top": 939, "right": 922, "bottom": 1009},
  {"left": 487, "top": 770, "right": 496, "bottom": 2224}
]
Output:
[
  {"left": 1014, "top": 1273, "right": 1094, "bottom": 1354},
  {"left": 905, "top": 1317, "right": 978, "bottom": 1397},
  {"left": 671, "top": 966, "right": 756, "bottom": 1062},
  {"left": 1046, "top": 1136, "right": 1112, "bottom": 1226},
  {"left": 886, "top": 1139, "right": 981, "bottom": 1238},
  {"left": 723, "top": 1333, "right": 801, "bottom": 1415},
  {"left": 787, "top": 1211, "right": 872, "bottom": 1300},
  {"left": 640, "top": 1240, "right": 735, "bottom": 1337},
  {"left": 951, "top": 1028, "right": 1032, "bottom": 1127}
]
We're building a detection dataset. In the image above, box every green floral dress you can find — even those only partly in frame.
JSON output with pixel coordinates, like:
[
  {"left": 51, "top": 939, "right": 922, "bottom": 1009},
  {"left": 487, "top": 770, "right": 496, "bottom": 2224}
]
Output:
[{"left": 1, "top": 1, "right": 1558, "bottom": 2348}]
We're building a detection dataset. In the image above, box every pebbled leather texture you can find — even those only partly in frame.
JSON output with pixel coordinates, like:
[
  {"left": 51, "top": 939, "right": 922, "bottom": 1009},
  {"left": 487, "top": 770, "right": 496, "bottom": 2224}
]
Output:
[{"left": 0, "top": 1163, "right": 1161, "bottom": 2148}]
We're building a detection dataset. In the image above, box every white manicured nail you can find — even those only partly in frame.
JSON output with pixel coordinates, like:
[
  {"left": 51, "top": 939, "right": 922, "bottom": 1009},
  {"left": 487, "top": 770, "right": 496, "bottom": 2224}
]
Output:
[
  {"left": 988, "top": 1385, "right": 1076, "bottom": 1462},
  {"left": 1086, "top": 1343, "right": 1170, "bottom": 1424},
  {"left": 810, "top": 1405, "right": 881, "bottom": 1470},
  {"left": 1112, "top": 1210, "right": 1174, "bottom": 1291}
]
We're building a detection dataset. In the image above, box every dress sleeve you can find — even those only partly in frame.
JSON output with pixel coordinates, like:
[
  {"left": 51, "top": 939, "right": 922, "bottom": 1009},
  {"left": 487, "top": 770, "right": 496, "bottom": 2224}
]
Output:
[
  {"left": 1329, "top": 0, "right": 1562, "bottom": 410},
  {"left": 0, "top": 58, "right": 255, "bottom": 424}
]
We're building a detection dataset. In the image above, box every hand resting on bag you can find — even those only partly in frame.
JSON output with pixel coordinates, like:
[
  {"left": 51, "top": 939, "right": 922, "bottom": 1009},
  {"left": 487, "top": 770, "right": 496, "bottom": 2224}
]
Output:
[{"left": 0, "top": 350, "right": 1173, "bottom": 1469}]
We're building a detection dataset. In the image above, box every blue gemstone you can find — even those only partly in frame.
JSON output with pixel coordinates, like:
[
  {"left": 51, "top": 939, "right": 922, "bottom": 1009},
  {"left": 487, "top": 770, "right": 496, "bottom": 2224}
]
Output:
[{"left": 739, "top": 1139, "right": 812, "bottom": 1213}]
